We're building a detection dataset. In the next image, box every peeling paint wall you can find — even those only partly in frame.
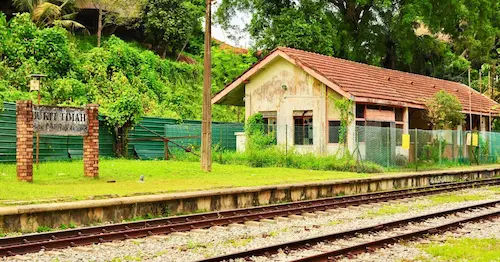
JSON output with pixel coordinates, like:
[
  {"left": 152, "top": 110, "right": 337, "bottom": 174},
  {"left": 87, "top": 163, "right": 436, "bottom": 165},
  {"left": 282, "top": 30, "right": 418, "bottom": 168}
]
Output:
[{"left": 244, "top": 57, "right": 344, "bottom": 154}]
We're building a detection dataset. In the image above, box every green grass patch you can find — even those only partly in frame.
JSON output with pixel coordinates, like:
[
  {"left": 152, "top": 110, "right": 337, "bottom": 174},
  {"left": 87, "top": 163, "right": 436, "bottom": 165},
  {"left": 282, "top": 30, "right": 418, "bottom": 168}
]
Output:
[
  {"left": 0, "top": 159, "right": 380, "bottom": 203},
  {"left": 426, "top": 193, "right": 489, "bottom": 205},
  {"left": 362, "top": 204, "right": 410, "bottom": 218},
  {"left": 419, "top": 238, "right": 500, "bottom": 262},
  {"left": 488, "top": 186, "right": 500, "bottom": 193}
]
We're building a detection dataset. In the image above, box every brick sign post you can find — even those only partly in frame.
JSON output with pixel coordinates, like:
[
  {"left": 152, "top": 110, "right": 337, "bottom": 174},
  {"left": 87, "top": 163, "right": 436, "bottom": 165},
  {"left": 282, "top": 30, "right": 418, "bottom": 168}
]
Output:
[
  {"left": 83, "top": 104, "right": 99, "bottom": 177},
  {"left": 16, "top": 101, "right": 34, "bottom": 182},
  {"left": 15, "top": 101, "right": 99, "bottom": 181}
]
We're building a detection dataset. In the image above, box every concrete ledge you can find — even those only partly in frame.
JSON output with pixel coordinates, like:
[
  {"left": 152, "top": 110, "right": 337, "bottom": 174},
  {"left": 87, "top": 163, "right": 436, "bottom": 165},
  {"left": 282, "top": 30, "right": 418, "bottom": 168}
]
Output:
[{"left": 1, "top": 167, "right": 499, "bottom": 232}]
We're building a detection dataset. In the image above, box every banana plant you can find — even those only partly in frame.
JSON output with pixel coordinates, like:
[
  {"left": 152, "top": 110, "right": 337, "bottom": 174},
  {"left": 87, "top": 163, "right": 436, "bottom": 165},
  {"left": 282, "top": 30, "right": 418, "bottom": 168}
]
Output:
[{"left": 12, "top": 0, "right": 88, "bottom": 33}]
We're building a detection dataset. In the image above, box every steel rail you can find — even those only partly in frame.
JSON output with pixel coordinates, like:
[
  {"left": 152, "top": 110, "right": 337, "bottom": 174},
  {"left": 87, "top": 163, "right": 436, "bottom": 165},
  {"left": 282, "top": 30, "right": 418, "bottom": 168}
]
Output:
[
  {"left": 292, "top": 209, "right": 499, "bottom": 261},
  {"left": 199, "top": 200, "right": 500, "bottom": 262},
  {"left": 1, "top": 178, "right": 499, "bottom": 257}
]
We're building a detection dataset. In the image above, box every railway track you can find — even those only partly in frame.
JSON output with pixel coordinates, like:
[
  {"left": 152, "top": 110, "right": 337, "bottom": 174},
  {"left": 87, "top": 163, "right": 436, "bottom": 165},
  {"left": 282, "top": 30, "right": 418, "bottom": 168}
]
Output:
[
  {"left": 200, "top": 200, "right": 500, "bottom": 262},
  {"left": 1, "top": 177, "right": 499, "bottom": 257}
]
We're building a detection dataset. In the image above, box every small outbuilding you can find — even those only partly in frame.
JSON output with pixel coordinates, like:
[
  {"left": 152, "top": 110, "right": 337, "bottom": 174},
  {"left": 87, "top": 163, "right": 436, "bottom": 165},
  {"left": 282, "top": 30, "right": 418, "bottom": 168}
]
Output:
[{"left": 212, "top": 47, "right": 500, "bottom": 162}]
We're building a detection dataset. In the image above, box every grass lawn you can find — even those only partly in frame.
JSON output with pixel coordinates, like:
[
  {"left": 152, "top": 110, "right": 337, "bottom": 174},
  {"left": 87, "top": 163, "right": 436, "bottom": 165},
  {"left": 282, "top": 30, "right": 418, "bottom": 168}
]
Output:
[
  {"left": 0, "top": 159, "right": 380, "bottom": 204},
  {"left": 419, "top": 238, "right": 500, "bottom": 262}
]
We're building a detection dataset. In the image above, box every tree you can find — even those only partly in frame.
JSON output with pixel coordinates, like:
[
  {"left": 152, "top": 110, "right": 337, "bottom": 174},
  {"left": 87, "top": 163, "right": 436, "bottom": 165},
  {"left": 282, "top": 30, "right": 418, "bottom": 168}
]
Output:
[
  {"left": 216, "top": 0, "right": 499, "bottom": 85},
  {"left": 82, "top": 0, "right": 134, "bottom": 47},
  {"left": 425, "top": 90, "right": 465, "bottom": 130},
  {"left": 12, "top": 0, "right": 87, "bottom": 31},
  {"left": 142, "top": 0, "right": 203, "bottom": 58}
]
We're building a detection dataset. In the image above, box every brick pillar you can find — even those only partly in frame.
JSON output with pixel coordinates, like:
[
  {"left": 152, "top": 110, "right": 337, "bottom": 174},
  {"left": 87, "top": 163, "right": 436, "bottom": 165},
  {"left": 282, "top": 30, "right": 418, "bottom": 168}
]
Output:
[
  {"left": 83, "top": 104, "right": 99, "bottom": 178},
  {"left": 16, "top": 101, "right": 34, "bottom": 182}
]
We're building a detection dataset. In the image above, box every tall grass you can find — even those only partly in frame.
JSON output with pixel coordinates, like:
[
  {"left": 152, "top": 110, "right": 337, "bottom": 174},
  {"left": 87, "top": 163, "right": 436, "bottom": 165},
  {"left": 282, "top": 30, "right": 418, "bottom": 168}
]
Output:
[{"left": 176, "top": 146, "right": 384, "bottom": 173}]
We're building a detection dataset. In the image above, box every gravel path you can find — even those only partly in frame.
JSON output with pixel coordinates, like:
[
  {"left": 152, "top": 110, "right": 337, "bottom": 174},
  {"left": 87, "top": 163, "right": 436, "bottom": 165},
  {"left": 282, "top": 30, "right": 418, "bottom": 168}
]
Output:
[{"left": 5, "top": 186, "right": 499, "bottom": 262}]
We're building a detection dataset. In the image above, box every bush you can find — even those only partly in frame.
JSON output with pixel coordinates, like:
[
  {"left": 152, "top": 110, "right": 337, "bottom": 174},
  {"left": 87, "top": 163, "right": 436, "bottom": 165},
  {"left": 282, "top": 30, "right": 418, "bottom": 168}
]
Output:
[
  {"left": 206, "top": 146, "right": 384, "bottom": 173},
  {"left": 245, "top": 113, "right": 276, "bottom": 150}
]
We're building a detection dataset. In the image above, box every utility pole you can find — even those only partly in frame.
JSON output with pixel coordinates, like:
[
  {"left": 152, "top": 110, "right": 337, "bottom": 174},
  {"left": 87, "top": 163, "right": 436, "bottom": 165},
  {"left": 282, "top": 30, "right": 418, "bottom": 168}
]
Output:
[
  {"left": 468, "top": 67, "right": 472, "bottom": 131},
  {"left": 201, "top": 0, "right": 212, "bottom": 172},
  {"left": 479, "top": 71, "right": 482, "bottom": 93},
  {"left": 489, "top": 70, "right": 492, "bottom": 99}
]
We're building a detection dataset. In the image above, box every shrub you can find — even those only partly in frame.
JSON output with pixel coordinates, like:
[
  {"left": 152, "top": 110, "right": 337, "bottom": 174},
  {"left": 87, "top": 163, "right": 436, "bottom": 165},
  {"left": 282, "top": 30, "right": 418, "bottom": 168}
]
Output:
[
  {"left": 245, "top": 113, "right": 276, "bottom": 150},
  {"left": 209, "top": 146, "right": 384, "bottom": 173}
]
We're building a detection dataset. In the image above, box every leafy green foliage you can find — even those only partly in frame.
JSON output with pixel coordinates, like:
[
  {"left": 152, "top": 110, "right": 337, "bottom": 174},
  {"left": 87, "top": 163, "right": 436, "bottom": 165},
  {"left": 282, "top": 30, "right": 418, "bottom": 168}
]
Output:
[
  {"left": 333, "top": 98, "right": 354, "bottom": 146},
  {"left": 425, "top": 90, "right": 465, "bottom": 129},
  {"left": 222, "top": 147, "right": 383, "bottom": 173},
  {"left": 216, "top": 0, "right": 499, "bottom": 87},
  {"left": 245, "top": 113, "right": 276, "bottom": 150},
  {"left": 141, "top": 0, "right": 203, "bottom": 57},
  {"left": 0, "top": 12, "right": 256, "bottom": 155},
  {"left": 247, "top": 0, "right": 338, "bottom": 55}
]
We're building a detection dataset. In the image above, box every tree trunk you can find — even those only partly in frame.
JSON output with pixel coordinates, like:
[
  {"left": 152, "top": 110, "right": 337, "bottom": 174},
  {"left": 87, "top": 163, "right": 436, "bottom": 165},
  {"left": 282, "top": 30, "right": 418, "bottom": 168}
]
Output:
[
  {"left": 113, "top": 124, "right": 130, "bottom": 158},
  {"left": 97, "top": 7, "right": 103, "bottom": 47},
  {"left": 162, "top": 46, "right": 167, "bottom": 59}
]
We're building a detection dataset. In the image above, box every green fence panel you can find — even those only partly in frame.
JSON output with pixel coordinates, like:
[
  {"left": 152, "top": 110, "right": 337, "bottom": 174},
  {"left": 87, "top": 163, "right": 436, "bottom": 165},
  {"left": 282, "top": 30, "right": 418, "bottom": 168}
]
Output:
[
  {"left": 0, "top": 103, "right": 17, "bottom": 162},
  {"left": 129, "top": 117, "right": 243, "bottom": 159},
  {"left": 0, "top": 102, "right": 114, "bottom": 163}
]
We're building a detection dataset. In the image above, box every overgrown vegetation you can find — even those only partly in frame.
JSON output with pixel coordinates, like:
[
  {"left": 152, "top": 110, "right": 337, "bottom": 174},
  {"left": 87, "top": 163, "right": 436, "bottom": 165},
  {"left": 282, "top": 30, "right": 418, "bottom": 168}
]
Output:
[
  {"left": 0, "top": 12, "right": 256, "bottom": 155},
  {"left": 218, "top": 113, "right": 384, "bottom": 173},
  {"left": 426, "top": 90, "right": 465, "bottom": 130},
  {"left": 333, "top": 97, "right": 354, "bottom": 155}
]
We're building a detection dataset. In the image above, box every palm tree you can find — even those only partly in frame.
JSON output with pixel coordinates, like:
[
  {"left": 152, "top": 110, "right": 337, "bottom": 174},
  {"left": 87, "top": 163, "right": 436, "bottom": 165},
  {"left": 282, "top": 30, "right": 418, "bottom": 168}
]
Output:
[{"left": 12, "top": 0, "right": 88, "bottom": 33}]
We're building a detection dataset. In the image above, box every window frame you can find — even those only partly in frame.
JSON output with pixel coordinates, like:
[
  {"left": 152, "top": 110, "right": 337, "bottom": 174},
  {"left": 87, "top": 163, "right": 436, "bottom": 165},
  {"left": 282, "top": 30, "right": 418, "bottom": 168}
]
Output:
[
  {"left": 328, "top": 120, "right": 341, "bottom": 144},
  {"left": 293, "top": 112, "right": 313, "bottom": 145}
]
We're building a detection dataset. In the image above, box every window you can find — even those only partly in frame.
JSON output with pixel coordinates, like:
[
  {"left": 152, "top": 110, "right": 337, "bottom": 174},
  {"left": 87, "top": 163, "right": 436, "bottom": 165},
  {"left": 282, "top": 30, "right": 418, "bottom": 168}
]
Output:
[
  {"left": 356, "top": 104, "right": 365, "bottom": 118},
  {"left": 261, "top": 111, "right": 277, "bottom": 135},
  {"left": 294, "top": 113, "right": 313, "bottom": 145},
  {"left": 328, "top": 121, "right": 341, "bottom": 143}
]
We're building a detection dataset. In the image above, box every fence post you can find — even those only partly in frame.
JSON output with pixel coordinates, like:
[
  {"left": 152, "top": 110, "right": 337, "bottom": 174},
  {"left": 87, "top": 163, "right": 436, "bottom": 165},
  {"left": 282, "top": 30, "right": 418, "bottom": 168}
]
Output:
[
  {"left": 386, "top": 127, "right": 390, "bottom": 167},
  {"left": 414, "top": 128, "right": 418, "bottom": 172},
  {"left": 438, "top": 130, "right": 442, "bottom": 165},
  {"left": 164, "top": 139, "right": 169, "bottom": 160}
]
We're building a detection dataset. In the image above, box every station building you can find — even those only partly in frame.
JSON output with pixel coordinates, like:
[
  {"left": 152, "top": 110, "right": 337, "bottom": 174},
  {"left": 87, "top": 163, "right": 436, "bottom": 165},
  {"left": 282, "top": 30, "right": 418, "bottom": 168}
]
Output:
[{"left": 212, "top": 47, "right": 500, "bottom": 161}]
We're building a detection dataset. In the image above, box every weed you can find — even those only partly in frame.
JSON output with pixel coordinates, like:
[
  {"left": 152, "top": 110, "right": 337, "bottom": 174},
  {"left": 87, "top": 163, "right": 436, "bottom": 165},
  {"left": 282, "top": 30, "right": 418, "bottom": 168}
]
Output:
[
  {"left": 122, "top": 254, "right": 143, "bottom": 261},
  {"left": 58, "top": 222, "right": 76, "bottom": 230},
  {"left": 327, "top": 219, "right": 343, "bottom": 226},
  {"left": 152, "top": 250, "right": 168, "bottom": 258},
  {"left": 224, "top": 236, "right": 254, "bottom": 247},
  {"left": 36, "top": 226, "right": 53, "bottom": 233},
  {"left": 182, "top": 241, "right": 209, "bottom": 251}
]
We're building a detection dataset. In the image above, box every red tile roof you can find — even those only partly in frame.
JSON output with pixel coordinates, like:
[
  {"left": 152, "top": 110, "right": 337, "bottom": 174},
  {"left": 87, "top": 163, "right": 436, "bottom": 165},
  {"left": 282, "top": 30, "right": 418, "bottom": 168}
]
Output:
[
  {"left": 213, "top": 47, "right": 499, "bottom": 115},
  {"left": 278, "top": 47, "right": 498, "bottom": 114}
]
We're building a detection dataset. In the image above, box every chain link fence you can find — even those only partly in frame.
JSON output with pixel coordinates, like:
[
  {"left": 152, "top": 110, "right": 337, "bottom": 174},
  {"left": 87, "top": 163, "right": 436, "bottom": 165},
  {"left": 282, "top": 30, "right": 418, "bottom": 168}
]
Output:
[
  {"left": 357, "top": 126, "right": 500, "bottom": 168},
  {"left": 238, "top": 123, "right": 500, "bottom": 169}
]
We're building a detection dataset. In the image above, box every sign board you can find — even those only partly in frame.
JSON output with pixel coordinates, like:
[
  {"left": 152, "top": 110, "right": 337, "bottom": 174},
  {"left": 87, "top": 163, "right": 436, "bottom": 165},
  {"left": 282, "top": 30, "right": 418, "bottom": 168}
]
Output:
[
  {"left": 402, "top": 134, "right": 410, "bottom": 149},
  {"left": 33, "top": 105, "right": 88, "bottom": 136},
  {"left": 472, "top": 133, "right": 479, "bottom": 147}
]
